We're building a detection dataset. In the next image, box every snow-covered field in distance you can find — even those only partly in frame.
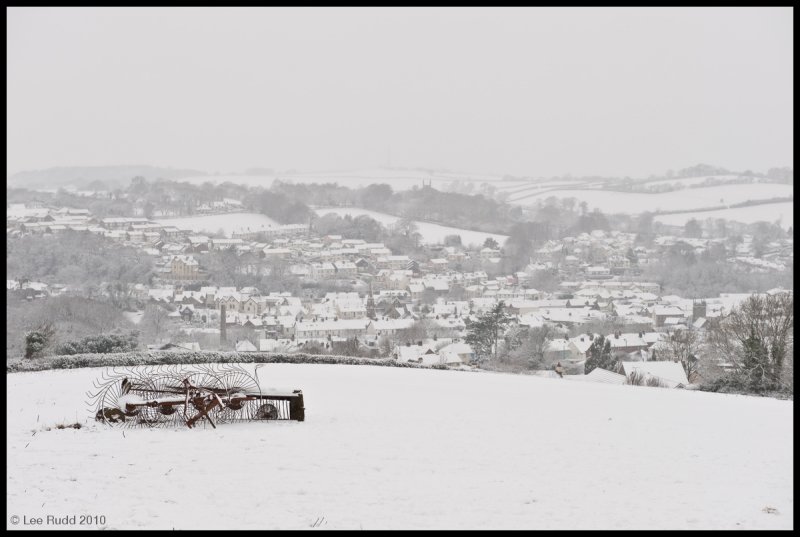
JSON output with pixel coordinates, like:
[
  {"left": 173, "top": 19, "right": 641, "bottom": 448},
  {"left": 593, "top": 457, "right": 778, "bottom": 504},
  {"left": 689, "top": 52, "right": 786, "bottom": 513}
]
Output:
[
  {"left": 507, "top": 183, "right": 793, "bottom": 214},
  {"left": 504, "top": 183, "right": 583, "bottom": 202},
  {"left": 640, "top": 175, "right": 742, "bottom": 188},
  {"left": 121, "top": 311, "right": 144, "bottom": 325},
  {"left": 161, "top": 170, "right": 792, "bottom": 229},
  {"left": 176, "top": 172, "right": 591, "bottom": 195},
  {"left": 7, "top": 364, "right": 792, "bottom": 530},
  {"left": 314, "top": 207, "right": 508, "bottom": 247},
  {"left": 154, "top": 213, "right": 280, "bottom": 237},
  {"left": 653, "top": 202, "right": 794, "bottom": 230}
]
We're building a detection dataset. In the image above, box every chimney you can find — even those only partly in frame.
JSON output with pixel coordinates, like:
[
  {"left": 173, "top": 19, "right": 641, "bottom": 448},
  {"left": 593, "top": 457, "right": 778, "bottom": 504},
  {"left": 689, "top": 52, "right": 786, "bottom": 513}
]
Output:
[{"left": 220, "top": 304, "right": 227, "bottom": 345}]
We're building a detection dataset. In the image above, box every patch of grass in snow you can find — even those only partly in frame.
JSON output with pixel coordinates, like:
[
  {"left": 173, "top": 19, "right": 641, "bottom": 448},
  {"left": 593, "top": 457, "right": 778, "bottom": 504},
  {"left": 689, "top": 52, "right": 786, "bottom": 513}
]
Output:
[{"left": 43, "top": 422, "right": 82, "bottom": 431}]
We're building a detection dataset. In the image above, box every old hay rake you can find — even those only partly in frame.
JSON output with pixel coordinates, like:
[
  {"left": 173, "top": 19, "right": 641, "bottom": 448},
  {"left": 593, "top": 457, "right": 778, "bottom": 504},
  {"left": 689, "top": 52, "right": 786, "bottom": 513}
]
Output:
[{"left": 88, "top": 364, "right": 304, "bottom": 429}]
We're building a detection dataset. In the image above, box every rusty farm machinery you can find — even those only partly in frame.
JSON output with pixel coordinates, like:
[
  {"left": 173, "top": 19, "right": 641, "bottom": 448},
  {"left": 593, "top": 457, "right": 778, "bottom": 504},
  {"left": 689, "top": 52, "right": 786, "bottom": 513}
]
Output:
[{"left": 88, "top": 364, "right": 304, "bottom": 429}]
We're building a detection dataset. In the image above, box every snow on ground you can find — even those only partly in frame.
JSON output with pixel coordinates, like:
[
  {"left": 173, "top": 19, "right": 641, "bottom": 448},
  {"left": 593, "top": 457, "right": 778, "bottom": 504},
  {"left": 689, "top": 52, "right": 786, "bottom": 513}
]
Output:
[
  {"left": 122, "top": 311, "right": 144, "bottom": 325},
  {"left": 6, "top": 364, "right": 793, "bottom": 530},
  {"left": 508, "top": 183, "right": 793, "bottom": 214},
  {"left": 491, "top": 180, "right": 538, "bottom": 191},
  {"left": 496, "top": 180, "right": 585, "bottom": 194},
  {"left": 505, "top": 183, "right": 586, "bottom": 202},
  {"left": 314, "top": 207, "right": 508, "bottom": 247},
  {"left": 154, "top": 213, "right": 279, "bottom": 237},
  {"left": 653, "top": 202, "right": 794, "bottom": 230},
  {"left": 639, "top": 175, "right": 742, "bottom": 188}
]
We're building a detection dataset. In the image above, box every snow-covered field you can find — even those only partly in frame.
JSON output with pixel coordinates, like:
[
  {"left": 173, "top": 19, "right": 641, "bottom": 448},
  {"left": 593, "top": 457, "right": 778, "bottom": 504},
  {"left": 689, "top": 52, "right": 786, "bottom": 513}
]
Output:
[
  {"left": 653, "top": 202, "right": 794, "bottom": 230},
  {"left": 640, "top": 175, "right": 742, "bottom": 188},
  {"left": 314, "top": 207, "right": 508, "bottom": 247},
  {"left": 7, "top": 364, "right": 793, "bottom": 530},
  {"left": 169, "top": 171, "right": 792, "bottom": 227},
  {"left": 504, "top": 183, "right": 584, "bottom": 202},
  {"left": 507, "top": 184, "right": 793, "bottom": 214},
  {"left": 121, "top": 311, "right": 144, "bottom": 325},
  {"left": 154, "top": 213, "right": 279, "bottom": 237},
  {"left": 497, "top": 180, "right": 584, "bottom": 194}
]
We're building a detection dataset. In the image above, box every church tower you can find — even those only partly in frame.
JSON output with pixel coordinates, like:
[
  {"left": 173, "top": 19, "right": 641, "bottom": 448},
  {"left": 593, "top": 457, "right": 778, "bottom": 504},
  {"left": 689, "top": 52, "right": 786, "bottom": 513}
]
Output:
[{"left": 366, "top": 282, "right": 377, "bottom": 320}]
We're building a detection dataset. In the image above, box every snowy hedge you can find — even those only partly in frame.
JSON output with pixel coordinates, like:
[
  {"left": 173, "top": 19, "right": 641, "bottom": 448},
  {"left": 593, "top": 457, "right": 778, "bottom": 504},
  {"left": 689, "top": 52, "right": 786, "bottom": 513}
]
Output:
[{"left": 6, "top": 351, "right": 451, "bottom": 373}]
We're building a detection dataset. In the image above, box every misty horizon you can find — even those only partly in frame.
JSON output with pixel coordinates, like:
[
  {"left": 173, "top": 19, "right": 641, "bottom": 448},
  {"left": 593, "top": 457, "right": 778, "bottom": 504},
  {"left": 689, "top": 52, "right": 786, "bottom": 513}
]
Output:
[
  {"left": 6, "top": 161, "right": 793, "bottom": 182},
  {"left": 7, "top": 7, "right": 793, "bottom": 179}
]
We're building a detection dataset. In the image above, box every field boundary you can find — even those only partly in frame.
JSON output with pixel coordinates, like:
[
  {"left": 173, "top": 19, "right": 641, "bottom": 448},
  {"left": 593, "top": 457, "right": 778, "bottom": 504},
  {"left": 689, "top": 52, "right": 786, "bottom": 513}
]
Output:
[{"left": 6, "top": 351, "right": 456, "bottom": 373}]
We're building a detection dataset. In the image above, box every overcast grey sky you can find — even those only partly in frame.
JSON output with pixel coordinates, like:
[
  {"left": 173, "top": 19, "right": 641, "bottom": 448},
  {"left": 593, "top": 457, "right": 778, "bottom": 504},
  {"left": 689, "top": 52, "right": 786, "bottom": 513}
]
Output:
[{"left": 6, "top": 7, "right": 793, "bottom": 178}]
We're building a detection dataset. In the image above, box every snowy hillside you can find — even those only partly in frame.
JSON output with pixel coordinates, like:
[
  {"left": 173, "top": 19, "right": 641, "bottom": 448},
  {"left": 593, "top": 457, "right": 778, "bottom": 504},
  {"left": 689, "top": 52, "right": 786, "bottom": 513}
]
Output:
[
  {"left": 168, "top": 170, "right": 793, "bottom": 229},
  {"left": 507, "top": 184, "right": 793, "bottom": 214},
  {"left": 6, "top": 364, "right": 793, "bottom": 530},
  {"left": 653, "top": 202, "right": 794, "bottom": 230},
  {"left": 154, "top": 213, "right": 280, "bottom": 237},
  {"left": 314, "top": 207, "right": 508, "bottom": 247}
]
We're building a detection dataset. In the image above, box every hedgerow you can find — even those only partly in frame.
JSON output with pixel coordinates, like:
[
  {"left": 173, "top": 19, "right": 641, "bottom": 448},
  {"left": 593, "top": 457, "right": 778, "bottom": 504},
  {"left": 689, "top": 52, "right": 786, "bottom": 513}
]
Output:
[{"left": 6, "top": 351, "right": 454, "bottom": 373}]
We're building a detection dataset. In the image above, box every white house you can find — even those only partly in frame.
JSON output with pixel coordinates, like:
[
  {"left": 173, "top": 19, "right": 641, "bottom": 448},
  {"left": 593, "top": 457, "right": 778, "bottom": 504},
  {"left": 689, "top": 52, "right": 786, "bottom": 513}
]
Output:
[
  {"left": 621, "top": 361, "right": 689, "bottom": 388},
  {"left": 437, "top": 342, "right": 474, "bottom": 366}
]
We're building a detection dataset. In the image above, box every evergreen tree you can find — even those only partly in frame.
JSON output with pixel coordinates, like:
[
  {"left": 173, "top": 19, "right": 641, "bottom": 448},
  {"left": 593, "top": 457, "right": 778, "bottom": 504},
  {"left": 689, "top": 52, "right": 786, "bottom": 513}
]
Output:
[
  {"left": 24, "top": 323, "right": 55, "bottom": 359},
  {"left": 465, "top": 301, "right": 513, "bottom": 363},
  {"left": 584, "top": 335, "right": 616, "bottom": 374},
  {"left": 742, "top": 332, "right": 770, "bottom": 383},
  {"left": 483, "top": 237, "right": 500, "bottom": 250},
  {"left": 684, "top": 218, "right": 703, "bottom": 238}
]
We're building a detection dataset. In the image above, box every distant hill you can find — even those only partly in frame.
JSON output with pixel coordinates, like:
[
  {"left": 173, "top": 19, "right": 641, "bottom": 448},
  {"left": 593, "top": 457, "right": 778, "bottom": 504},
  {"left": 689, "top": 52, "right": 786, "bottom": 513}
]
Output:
[{"left": 6, "top": 165, "right": 208, "bottom": 190}]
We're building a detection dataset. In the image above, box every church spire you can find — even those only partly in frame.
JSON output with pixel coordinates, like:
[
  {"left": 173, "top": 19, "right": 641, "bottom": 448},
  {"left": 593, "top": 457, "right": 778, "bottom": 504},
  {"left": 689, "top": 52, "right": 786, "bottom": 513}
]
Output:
[{"left": 366, "top": 281, "right": 377, "bottom": 320}]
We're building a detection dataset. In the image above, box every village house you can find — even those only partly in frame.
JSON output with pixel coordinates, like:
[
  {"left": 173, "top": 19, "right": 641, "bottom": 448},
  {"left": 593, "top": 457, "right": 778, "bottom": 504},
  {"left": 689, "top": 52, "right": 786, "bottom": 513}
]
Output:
[
  {"left": 606, "top": 332, "right": 650, "bottom": 354},
  {"left": 621, "top": 361, "right": 690, "bottom": 388},
  {"left": 262, "top": 247, "right": 294, "bottom": 260},
  {"left": 310, "top": 262, "right": 336, "bottom": 280},
  {"left": 652, "top": 305, "right": 686, "bottom": 327},
  {"left": 376, "top": 255, "right": 413, "bottom": 270},
  {"left": 101, "top": 217, "right": 152, "bottom": 230},
  {"left": 437, "top": 342, "right": 474, "bottom": 366},
  {"left": 294, "top": 319, "right": 374, "bottom": 340},
  {"left": 167, "top": 255, "right": 203, "bottom": 281},
  {"left": 208, "top": 238, "right": 245, "bottom": 250},
  {"left": 372, "top": 318, "right": 416, "bottom": 337},
  {"left": 333, "top": 261, "right": 358, "bottom": 277},
  {"left": 393, "top": 343, "right": 439, "bottom": 364}
]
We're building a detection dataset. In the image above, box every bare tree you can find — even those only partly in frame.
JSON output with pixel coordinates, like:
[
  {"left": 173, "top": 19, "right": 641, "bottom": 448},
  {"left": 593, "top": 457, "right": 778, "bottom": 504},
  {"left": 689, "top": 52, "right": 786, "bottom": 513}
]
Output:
[
  {"left": 332, "top": 337, "right": 362, "bottom": 356},
  {"left": 141, "top": 303, "right": 173, "bottom": 343},
  {"left": 707, "top": 293, "right": 793, "bottom": 386},
  {"left": 398, "top": 319, "right": 440, "bottom": 344},
  {"left": 657, "top": 329, "right": 701, "bottom": 383},
  {"left": 378, "top": 334, "right": 393, "bottom": 357},
  {"left": 505, "top": 324, "right": 555, "bottom": 369}
]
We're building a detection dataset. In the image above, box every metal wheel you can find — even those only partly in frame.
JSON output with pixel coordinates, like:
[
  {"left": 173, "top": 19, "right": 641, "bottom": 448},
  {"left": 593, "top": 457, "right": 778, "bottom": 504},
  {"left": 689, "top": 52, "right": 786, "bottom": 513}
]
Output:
[
  {"left": 96, "top": 407, "right": 126, "bottom": 423},
  {"left": 256, "top": 403, "right": 279, "bottom": 420}
]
